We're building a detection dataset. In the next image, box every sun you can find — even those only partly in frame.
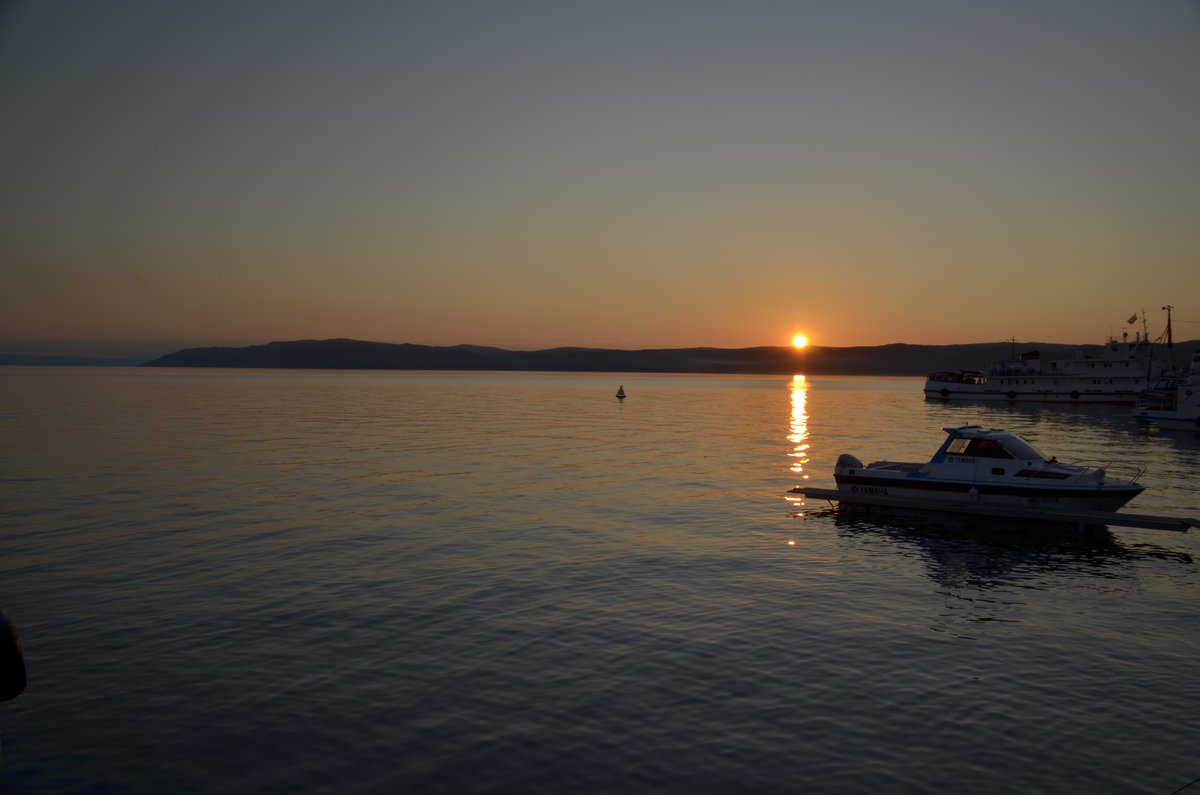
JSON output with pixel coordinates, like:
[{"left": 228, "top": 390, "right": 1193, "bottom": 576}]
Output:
[{"left": 791, "top": 333, "right": 809, "bottom": 349}]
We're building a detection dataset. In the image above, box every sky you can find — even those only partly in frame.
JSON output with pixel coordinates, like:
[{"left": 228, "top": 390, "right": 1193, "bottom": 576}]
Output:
[{"left": 1, "top": 0, "right": 1198, "bottom": 357}]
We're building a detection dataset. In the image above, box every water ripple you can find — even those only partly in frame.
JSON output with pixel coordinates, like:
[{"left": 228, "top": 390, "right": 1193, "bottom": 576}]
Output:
[{"left": 1, "top": 370, "right": 1197, "bottom": 794}]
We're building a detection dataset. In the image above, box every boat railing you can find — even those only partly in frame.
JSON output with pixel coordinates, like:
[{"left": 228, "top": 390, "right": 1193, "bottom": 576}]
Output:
[
  {"left": 1119, "top": 463, "right": 1148, "bottom": 484},
  {"left": 1060, "top": 460, "right": 1146, "bottom": 485},
  {"left": 1135, "top": 390, "right": 1175, "bottom": 411}
]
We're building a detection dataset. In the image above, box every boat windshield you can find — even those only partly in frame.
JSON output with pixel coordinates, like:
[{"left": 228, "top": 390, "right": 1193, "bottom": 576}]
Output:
[
  {"left": 945, "top": 433, "right": 1050, "bottom": 461},
  {"left": 1000, "top": 436, "right": 1048, "bottom": 461}
]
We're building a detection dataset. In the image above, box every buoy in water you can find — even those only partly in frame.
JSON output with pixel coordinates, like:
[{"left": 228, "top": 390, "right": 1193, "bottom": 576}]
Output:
[
  {"left": 616, "top": 385, "right": 626, "bottom": 400},
  {"left": 0, "top": 610, "right": 26, "bottom": 702}
]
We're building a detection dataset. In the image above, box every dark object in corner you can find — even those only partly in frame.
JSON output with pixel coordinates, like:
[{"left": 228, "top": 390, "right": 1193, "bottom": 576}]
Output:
[{"left": 0, "top": 610, "right": 26, "bottom": 701}]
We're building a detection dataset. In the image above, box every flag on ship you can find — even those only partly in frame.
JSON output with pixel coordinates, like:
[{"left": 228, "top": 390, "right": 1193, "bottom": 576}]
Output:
[{"left": 1127, "top": 313, "right": 1138, "bottom": 324}]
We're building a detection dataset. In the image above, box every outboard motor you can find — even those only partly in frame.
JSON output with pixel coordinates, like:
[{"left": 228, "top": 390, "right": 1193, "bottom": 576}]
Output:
[{"left": 835, "top": 454, "right": 864, "bottom": 473}]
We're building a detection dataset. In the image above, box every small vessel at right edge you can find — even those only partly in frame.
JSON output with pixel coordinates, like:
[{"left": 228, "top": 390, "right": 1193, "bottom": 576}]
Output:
[{"left": 1134, "top": 350, "right": 1200, "bottom": 428}]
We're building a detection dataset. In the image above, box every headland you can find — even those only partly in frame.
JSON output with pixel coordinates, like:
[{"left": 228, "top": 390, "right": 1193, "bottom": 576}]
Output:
[{"left": 137, "top": 338, "right": 1200, "bottom": 377}]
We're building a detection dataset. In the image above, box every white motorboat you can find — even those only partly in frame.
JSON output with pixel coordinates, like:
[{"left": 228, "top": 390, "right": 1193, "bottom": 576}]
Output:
[
  {"left": 834, "top": 425, "right": 1145, "bottom": 512},
  {"left": 1134, "top": 352, "right": 1200, "bottom": 428}
]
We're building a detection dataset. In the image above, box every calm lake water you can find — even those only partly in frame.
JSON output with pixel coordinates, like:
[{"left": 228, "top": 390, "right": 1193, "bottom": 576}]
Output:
[{"left": 2, "top": 367, "right": 1199, "bottom": 794}]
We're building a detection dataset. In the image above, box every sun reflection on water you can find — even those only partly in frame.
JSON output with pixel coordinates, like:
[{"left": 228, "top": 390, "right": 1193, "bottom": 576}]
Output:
[
  {"left": 789, "top": 375, "right": 809, "bottom": 478},
  {"left": 785, "top": 374, "right": 811, "bottom": 519}
]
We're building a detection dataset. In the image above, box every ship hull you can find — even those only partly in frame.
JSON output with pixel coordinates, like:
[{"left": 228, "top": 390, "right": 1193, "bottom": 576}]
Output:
[{"left": 922, "top": 383, "right": 1141, "bottom": 405}]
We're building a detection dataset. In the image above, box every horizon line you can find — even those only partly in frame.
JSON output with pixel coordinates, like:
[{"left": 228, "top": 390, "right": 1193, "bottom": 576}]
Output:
[{"left": 5, "top": 334, "right": 1195, "bottom": 365}]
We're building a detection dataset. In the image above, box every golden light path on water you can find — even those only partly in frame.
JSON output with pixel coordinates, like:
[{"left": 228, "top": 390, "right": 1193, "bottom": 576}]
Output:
[
  {"left": 788, "top": 375, "right": 809, "bottom": 478},
  {"left": 785, "top": 374, "right": 810, "bottom": 530}
]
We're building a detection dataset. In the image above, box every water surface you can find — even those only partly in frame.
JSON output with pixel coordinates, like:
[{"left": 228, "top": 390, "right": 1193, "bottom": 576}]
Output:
[{"left": 2, "top": 368, "right": 1198, "bottom": 793}]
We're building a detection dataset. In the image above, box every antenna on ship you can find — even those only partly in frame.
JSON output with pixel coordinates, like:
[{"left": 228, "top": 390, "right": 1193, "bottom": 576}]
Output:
[{"left": 1162, "top": 304, "right": 1175, "bottom": 371}]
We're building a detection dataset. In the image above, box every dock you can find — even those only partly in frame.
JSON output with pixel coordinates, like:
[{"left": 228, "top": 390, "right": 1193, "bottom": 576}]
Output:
[{"left": 789, "top": 487, "right": 1199, "bottom": 533}]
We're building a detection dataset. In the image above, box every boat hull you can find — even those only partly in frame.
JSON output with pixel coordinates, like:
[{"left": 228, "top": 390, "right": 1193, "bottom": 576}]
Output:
[
  {"left": 834, "top": 474, "right": 1143, "bottom": 513},
  {"left": 1133, "top": 411, "right": 1200, "bottom": 428}
]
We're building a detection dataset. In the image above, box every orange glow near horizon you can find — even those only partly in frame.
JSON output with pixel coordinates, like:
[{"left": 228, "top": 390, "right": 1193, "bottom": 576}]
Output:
[{"left": 791, "top": 333, "right": 810, "bottom": 349}]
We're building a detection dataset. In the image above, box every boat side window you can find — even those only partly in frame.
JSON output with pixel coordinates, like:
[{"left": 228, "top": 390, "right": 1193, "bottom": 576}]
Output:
[
  {"left": 945, "top": 438, "right": 971, "bottom": 454},
  {"left": 964, "top": 439, "right": 1012, "bottom": 459}
]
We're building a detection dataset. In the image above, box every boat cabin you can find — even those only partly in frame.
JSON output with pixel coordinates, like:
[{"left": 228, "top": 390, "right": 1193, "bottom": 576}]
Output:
[{"left": 931, "top": 426, "right": 1048, "bottom": 464}]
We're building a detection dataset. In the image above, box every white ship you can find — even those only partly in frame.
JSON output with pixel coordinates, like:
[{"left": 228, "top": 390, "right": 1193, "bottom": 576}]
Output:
[{"left": 924, "top": 311, "right": 1178, "bottom": 404}]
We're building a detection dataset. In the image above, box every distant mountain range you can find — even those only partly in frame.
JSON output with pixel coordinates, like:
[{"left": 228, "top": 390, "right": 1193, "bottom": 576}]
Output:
[{"left": 135, "top": 337, "right": 1200, "bottom": 376}]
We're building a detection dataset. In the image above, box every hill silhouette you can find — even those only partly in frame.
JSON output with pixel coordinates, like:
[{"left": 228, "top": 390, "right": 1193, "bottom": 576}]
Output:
[{"left": 138, "top": 338, "right": 1200, "bottom": 376}]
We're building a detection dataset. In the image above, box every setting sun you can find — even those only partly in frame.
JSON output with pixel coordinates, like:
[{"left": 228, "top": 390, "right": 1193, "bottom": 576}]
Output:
[{"left": 791, "top": 334, "right": 809, "bottom": 349}]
